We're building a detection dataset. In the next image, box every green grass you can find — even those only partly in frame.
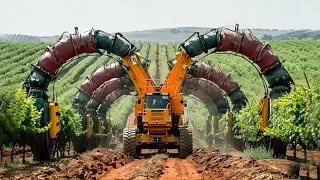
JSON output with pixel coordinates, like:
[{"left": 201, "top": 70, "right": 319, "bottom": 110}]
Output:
[{"left": 241, "top": 146, "right": 273, "bottom": 159}]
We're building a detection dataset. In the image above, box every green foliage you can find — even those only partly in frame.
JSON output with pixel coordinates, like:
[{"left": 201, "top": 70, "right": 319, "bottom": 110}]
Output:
[
  {"left": 215, "top": 114, "right": 227, "bottom": 140},
  {"left": 185, "top": 97, "right": 209, "bottom": 134},
  {"left": 0, "top": 88, "right": 46, "bottom": 133},
  {"left": 174, "top": 42, "right": 181, "bottom": 51},
  {"left": 52, "top": 54, "right": 110, "bottom": 104},
  {"left": 265, "top": 83, "right": 320, "bottom": 148},
  {"left": 139, "top": 42, "right": 150, "bottom": 58},
  {"left": 233, "top": 100, "right": 263, "bottom": 145},
  {"left": 58, "top": 104, "right": 85, "bottom": 145},
  {"left": 166, "top": 43, "right": 176, "bottom": 60},
  {"left": 0, "top": 88, "right": 48, "bottom": 147},
  {"left": 148, "top": 43, "right": 158, "bottom": 81},
  {"left": 0, "top": 43, "right": 47, "bottom": 88},
  {"left": 159, "top": 45, "right": 169, "bottom": 83},
  {"left": 134, "top": 41, "right": 143, "bottom": 51},
  {"left": 234, "top": 82, "right": 320, "bottom": 150},
  {"left": 109, "top": 95, "right": 135, "bottom": 135},
  {"left": 0, "top": 87, "right": 86, "bottom": 152}
]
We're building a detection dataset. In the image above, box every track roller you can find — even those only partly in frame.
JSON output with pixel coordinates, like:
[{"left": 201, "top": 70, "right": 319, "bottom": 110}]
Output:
[
  {"left": 123, "top": 128, "right": 140, "bottom": 158},
  {"left": 178, "top": 127, "right": 193, "bottom": 158}
]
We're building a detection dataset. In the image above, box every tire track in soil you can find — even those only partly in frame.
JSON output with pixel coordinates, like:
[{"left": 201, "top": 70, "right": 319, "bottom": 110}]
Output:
[
  {"left": 102, "top": 157, "right": 202, "bottom": 180},
  {"left": 102, "top": 154, "right": 165, "bottom": 180},
  {"left": 101, "top": 159, "right": 146, "bottom": 180},
  {"left": 159, "top": 158, "right": 202, "bottom": 180}
]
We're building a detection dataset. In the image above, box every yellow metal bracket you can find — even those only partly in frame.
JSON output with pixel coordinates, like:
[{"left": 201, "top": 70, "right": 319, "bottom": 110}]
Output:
[
  {"left": 259, "top": 98, "right": 270, "bottom": 132},
  {"left": 49, "top": 101, "right": 60, "bottom": 139},
  {"left": 86, "top": 114, "right": 93, "bottom": 138}
]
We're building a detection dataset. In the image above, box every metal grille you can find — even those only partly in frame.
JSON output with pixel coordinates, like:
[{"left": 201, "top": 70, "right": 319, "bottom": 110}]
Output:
[
  {"left": 151, "top": 110, "right": 164, "bottom": 112},
  {"left": 151, "top": 113, "right": 164, "bottom": 117},
  {"left": 148, "top": 124, "right": 166, "bottom": 126},
  {"left": 151, "top": 117, "right": 163, "bottom": 121}
]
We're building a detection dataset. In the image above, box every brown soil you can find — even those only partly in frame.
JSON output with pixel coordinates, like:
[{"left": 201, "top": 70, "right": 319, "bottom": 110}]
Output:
[
  {"left": 257, "top": 159, "right": 317, "bottom": 179},
  {"left": 189, "top": 147, "right": 292, "bottom": 180},
  {"left": 287, "top": 149, "right": 320, "bottom": 165},
  {"left": 2, "top": 146, "right": 31, "bottom": 157},
  {"left": 101, "top": 154, "right": 202, "bottom": 180},
  {"left": 3, "top": 148, "right": 133, "bottom": 180},
  {"left": 2, "top": 146, "right": 320, "bottom": 180},
  {"left": 159, "top": 158, "right": 202, "bottom": 180},
  {"left": 102, "top": 154, "right": 166, "bottom": 180}
]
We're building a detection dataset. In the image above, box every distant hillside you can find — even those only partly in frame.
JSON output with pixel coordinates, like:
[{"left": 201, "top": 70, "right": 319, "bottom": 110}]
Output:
[
  {"left": 121, "top": 27, "right": 295, "bottom": 43},
  {"left": 271, "top": 30, "right": 320, "bottom": 40},
  {"left": 0, "top": 27, "right": 297, "bottom": 43},
  {"left": 0, "top": 34, "right": 40, "bottom": 42}
]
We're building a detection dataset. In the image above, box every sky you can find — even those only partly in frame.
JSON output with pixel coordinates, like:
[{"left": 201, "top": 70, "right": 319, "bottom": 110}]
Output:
[{"left": 0, "top": 0, "right": 319, "bottom": 36}]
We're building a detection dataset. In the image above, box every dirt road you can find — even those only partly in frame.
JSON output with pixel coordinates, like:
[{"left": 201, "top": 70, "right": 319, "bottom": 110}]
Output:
[
  {"left": 2, "top": 146, "right": 311, "bottom": 180},
  {"left": 102, "top": 159, "right": 147, "bottom": 180},
  {"left": 159, "top": 158, "right": 202, "bottom": 180},
  {"left": 102, "top": 155, "right": 202, "bottom": 180}
]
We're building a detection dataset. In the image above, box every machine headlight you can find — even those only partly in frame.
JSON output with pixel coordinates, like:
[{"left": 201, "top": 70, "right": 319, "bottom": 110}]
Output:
[
  {"left": 166, "top": 117, "right": 171, "bottom": 121},
  {"left": 143, "top": 117, "right": 148, "bottom": 122}
]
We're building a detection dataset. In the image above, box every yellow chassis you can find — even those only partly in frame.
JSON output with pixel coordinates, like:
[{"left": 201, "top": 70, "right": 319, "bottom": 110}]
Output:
[{"left": 136, "top": 133, "right": 178, "bottom": 144}]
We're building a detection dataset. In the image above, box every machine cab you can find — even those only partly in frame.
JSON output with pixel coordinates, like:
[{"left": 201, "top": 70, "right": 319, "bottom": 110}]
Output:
[
  {"left": 145, "top": 93, "right": 170, "bottom": 109},
  {"left": 142, "top": 93, "right": 171, "bottom": 128}
]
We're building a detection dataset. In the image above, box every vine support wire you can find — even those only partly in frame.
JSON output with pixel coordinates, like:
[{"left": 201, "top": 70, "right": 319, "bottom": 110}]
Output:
[{"left": 304, "top": 71, "right": 310, "bottom": 89}]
